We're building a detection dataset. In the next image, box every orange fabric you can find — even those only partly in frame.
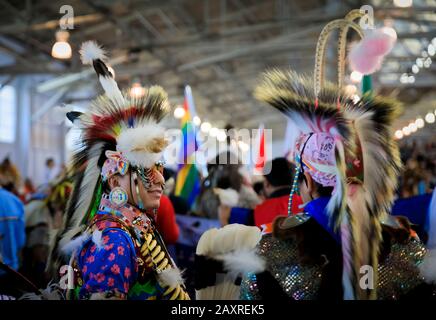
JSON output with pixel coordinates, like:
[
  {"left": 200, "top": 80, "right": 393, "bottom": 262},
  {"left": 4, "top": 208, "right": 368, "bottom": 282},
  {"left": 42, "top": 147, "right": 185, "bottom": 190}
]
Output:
[
  {"left": 254, "top": 194, "right": 303, "bottom": 228},
  {"left": 156, "top": 195, "right": 180, "bottom": 245}
]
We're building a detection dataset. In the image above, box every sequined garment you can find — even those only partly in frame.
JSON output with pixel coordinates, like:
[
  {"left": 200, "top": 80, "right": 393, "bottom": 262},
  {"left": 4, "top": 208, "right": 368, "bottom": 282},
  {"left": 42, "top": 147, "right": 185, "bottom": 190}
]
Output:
[
  {"left": 377, "top": 239, "right": 427, "bottom": 300},
  {"left": 240, "top": 234, "right": 427, "bottom": 300}
]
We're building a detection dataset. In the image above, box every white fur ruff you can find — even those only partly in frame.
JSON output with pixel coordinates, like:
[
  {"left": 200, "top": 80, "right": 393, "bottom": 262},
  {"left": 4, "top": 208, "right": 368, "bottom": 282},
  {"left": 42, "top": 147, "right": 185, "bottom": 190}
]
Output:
[
  {"left": 92, "top": 230, "right": 104, "bottom": 250},
  {"left": 80, "top": 41, "right": 107, "bottom": 65},
  {"left": 219, "top": 249, "right": 266, "bottom": 277},
  {"left": 116, "top": 124, "right": 166, "bottom": 168},
  {"left": 158, "top": 267, "right": 185, "bottom": 288},
  {"left": 214, "top": 188, "right": 239, "bottom": 207},
  {"left": 196, "top": 224, "right": 262, "bottom": 256},
  {"left": 19, "top": 282, "right": 64, "bottom": 300},
  {"left": 59, "top": 232, "right": 91, "bottom": 256}
]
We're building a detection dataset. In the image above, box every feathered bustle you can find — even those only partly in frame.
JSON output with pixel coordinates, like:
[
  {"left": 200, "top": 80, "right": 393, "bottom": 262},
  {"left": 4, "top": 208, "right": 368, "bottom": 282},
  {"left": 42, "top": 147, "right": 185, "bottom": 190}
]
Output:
[{"left": 195, "top": 224, "right": 264, "bottom": 300}]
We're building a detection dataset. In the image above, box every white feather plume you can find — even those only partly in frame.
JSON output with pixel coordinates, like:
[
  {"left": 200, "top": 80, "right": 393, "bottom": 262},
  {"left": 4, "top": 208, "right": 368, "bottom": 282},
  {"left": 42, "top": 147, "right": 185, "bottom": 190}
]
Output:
[
  {"left": 92, "top": 230, "right": 104, "bottom": 250},
  {"left": 19, "top": 282, "right": 64, "bottom": 300},
  {"left": 220, "top": 249, "right": 266, "bottom": 276},
  {"left": 116, "top": 124, "right": 167, "bottom": 168},
  {"left": 158, "top": 267, "right": 185, "bottom": 288},
  {"left": 80, "top": 41, "right": 107, "bottom": 65},
  {"left": 59, "top": 232, "right": 91, "bottom": 256},
  {"left": 214, "top": 188, "right": 239, "bottom": 207},
  {"left": 98, "top": 75, "right": 125, "bottom": 106}
]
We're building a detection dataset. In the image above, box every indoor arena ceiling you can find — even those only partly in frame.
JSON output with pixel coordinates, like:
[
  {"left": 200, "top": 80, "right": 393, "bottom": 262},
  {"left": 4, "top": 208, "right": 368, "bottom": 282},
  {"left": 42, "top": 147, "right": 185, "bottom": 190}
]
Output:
[{"left": 0, "top": 0, "right": 435, "bottom": 138}]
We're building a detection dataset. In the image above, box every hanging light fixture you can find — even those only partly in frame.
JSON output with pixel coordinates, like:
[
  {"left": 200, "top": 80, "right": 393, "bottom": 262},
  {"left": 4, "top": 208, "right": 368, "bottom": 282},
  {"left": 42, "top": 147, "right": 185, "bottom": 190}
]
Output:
[
  {"left": 209, "top": 127, "right": 219, "bottom": 137},
  {"left": 425, "top": 112, "right": 435, "bottom": 124},
  {"left": 201, "top": 122, "right": 211, "bottom": 133},
  {"left": 217, "top": 130, "right": 227, "bottom": 142},
  {"left": 394, "top": 130, "right": 404, "bottom": 140},
  {"left": 393, "top": 0, "right": 413, "bottom": 8},
  {"left": 51, "top": 30, "right": 72, "bottom": 59},
  {"left": 193, "top": 116, "right": 201, "bottom": 126},
  {"left": 350, "top": 71, "right": 363, "bottom": 83},
  {"left": 408, "top": 122, "right": 418, "bottom": 133},
  {"left": 415, "top": 117, "right": 425, "bottom": 128},
  {"left": 130, "top": 82, "right": 145, "bottom": 98},
  {"left": 174, "top": 106, "right": 185, "bottom": 119},
  {"left": 344, "top": 84, "right": 357, "bottom": 95}
]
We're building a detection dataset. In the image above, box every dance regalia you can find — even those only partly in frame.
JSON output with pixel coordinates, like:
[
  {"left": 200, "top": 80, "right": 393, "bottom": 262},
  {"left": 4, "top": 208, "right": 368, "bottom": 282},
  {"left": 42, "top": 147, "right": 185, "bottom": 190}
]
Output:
[
  {"left": 47, "top": 41, "right": 189, "bottom": 300},
  {"left": 237, "top": 9, "right": 436, "bottom": 300},
  {"left": 67, "top": 194, "right": 188, "bottom": 300},
  {"left": 240, "top": 200, "right": 431, "bottom": 300}
]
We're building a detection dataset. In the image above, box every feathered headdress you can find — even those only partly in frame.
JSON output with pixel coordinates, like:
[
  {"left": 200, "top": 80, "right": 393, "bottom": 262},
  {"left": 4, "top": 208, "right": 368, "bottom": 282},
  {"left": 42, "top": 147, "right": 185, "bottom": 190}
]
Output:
[
  {"left": 254, "top": 10, "right": 401, "bottom": 300},
  {"left": 48, "top": 41, "right": 170, "bottom": 277}
]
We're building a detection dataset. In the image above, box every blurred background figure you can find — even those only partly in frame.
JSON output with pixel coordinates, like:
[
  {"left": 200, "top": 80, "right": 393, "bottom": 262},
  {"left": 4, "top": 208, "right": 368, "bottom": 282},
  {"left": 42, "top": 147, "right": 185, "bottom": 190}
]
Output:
[
  {"left": 195, "top": 150, "right": 259, "bottom": 221},
  {"left": 20, "top": 176, "right": 72, "bottom": 287},
  {"left": 20, "top": 178, "right": 36, "bottom": 204},
  {"left": 43, "top": 158, "right": 58, "bottom": 185},
  {"left": 0, "top": 157, "right": 21, "bottom": 196},
  {"left": 0, "top": 171, "right": 26, "bottom": 272},
  {"left": 253, "top": 158, "right": 303, "bottom": 228}
]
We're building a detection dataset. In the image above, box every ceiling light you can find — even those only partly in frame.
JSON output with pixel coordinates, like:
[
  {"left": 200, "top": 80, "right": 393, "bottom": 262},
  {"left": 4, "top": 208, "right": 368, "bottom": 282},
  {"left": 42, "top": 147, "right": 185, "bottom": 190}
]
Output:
[
  {"left": 173, "top": 106, "right": 185, "bottom": 119},
  {"left": 201, "top": 122, "right": 211, "bottom": 133}
]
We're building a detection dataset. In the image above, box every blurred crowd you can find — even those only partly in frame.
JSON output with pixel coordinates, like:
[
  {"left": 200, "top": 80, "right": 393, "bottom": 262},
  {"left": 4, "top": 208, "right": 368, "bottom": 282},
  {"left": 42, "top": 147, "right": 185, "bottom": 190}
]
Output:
[
  {"left": 0, "top": 140, "right": 435, "bottom": 289},
  {"left": 398, "top": 140, "right": 435, "bottom": 198}
]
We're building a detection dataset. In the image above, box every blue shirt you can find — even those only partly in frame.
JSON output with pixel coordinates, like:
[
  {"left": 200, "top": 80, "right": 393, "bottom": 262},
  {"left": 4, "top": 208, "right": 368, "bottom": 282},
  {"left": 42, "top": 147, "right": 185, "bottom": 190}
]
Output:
[
  {"left": 305, "top": 196, "right": 341, "bottom": 243},
  {"left": 0, "top": 188, "right": 25, "bottom": 270},
  {"left": 77, "top": 228, "right": 138, "bottom": 299}
]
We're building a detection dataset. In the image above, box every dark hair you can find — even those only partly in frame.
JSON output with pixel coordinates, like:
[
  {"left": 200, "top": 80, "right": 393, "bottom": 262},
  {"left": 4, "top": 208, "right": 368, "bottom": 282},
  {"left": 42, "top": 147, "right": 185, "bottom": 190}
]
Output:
[
  {"left": 253, "top": 181, "right": 264, "bottom": 196},
  {"left": 297, "top": 171, "right": 334, "bottom": 197},
  {"left": 46, "top": 158, "right": 54, "bottom": 165},
  {"left": 264, "top": 157, "right": 294, "bottom": 187}
]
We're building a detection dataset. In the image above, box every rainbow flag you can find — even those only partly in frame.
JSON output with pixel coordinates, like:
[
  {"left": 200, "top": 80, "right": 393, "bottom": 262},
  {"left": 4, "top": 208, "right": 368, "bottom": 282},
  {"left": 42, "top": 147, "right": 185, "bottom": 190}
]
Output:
[{"left": 174, "top": 86, "right": 200, "bottom": 208}]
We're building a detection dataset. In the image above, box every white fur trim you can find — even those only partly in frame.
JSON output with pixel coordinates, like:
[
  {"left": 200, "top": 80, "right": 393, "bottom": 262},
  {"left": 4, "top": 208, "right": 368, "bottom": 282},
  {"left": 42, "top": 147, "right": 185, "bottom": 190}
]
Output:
[
  {"left": 19, "top": 282, "right": 64, "bottom": 300},
  {"left": 220, "top": 249, "right": 266, "bottom": 276},
  {"left": 158, "top": 267, "right": 185, "bottom": 288},
  {"left": 59, "top": 232, "right": 91, "bottom": 256},
  {"left": 214, "top": 188, "right": 239, "bottom": 207},
  {"left": 197, "top": 224, "right": 262, "bottom": 256},
  {"left": 92, "top": 230, "right": 104, "bottom": 250},
  {"left": 80, "top": 41, "right": 107, "bottom": 65},
  {"left": 116, "top": 124, "right": 167, "bottom": 168}
]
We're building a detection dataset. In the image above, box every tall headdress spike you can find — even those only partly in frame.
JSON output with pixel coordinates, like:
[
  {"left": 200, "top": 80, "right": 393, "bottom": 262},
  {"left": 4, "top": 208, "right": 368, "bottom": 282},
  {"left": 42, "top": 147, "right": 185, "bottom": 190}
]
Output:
[
  {"left": 79, "top": 41, "right": 125, "bottom": 106},
  {"left": 313, "top": 12, "right": 364, "bottom": 99}
]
